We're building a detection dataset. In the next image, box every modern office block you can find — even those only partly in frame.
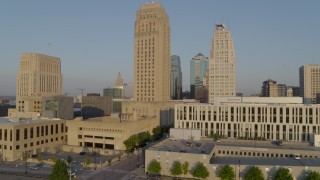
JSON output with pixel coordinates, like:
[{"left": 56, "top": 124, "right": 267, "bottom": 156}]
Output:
[
  {"left": 190, "top": 53, "right": 208, "bottom": 99},
  {"left": 134, "top": 2, "right": 170, "bottom": 102},
  {"left": 170, "top": 55, "right": 182, "bottom": 100},
  {"left": 209, "top": 24, "right": 236, "bottom": 103},
  {"left": 299, "top": 65, "right": 320, "bottom": 103}
]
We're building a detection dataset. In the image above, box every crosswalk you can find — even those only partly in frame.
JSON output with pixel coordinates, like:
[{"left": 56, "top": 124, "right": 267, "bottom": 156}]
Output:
[{"left": 104, "top": 168, "right": 129, "bottom": 174}]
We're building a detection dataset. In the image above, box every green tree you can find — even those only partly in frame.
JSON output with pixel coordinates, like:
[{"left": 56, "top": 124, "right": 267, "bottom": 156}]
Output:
[
  {"left": 66, "top": 155, "right": 72, "bottom": 165},
  {"left": 147, "top": 159, "right": 161, "bottom": 175},
  {"left": 306, "top": 171, "right": 320, "bottom": 180},
  {"left": 182, "top": 161, "right": 189, "bottom": 175},
  {"left": 84, "top": 155, "right": 91, "bottom": 167},
  {"left": 152, "top": 126, "right": 162, "bottom": 140},
  {"left": 124, "top": 135, "right": 139, "bottom": 152},
  {"left": 171, "top": 161, "right": 183, "bottom": 176},
  {"left": 219, "top": 165, "right": 235, "bottom": 180},
  {"left": 192, "top": 162, "right": 209, "bottom": 179},
  {"left": 274, "top": 168, "right": 293, "bottom": 180},
  {"left": 245, "top": 166, "right": 264, "bottom": 180},
  {"left": 36, "top": 154, "right": 44, "bottom": 163},
  {"left": 49, "top": 159, "right": 68, "bottom": 180},
  {"left": 107, "top": 159, "right": 112, "bottom": 166}
]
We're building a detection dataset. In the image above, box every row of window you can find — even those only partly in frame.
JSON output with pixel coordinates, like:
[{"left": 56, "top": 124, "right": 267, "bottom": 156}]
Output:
[
  {"left": 0, "top": 123, "right": 65, "bottom": 142},
  {"left": 217, "top": 149, "right": 318, "bottom": 158}
]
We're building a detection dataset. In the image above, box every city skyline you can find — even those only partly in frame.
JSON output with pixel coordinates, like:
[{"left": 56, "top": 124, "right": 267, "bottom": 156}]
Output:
[{"left": 1, "top": 0, "right": 320, "bottom": 96}]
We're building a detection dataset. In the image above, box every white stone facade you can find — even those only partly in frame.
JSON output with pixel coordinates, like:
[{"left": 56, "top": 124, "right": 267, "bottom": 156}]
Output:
[{"left": 175, "top": 102, "right": 320, "bottom": 142}]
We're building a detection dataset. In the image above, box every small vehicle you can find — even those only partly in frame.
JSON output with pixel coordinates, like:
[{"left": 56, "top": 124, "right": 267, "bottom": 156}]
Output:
[
  {"left": 293, "top": 154, "right": 300, "bottom": 160},
  {"left": 68, "top": 171, "right": 76, "bottom": 176},
  {"left": 30, "top": 166, "right": 39, "bottom": 170},
  {"left": 79, "top": 151, "right": 87, "bottom": 156},
  {"left": 169, "top": 137, "right": 177, "bottom": 141},
  {"left": 216, "top": 139, "right": 221, "bottom": 143}
]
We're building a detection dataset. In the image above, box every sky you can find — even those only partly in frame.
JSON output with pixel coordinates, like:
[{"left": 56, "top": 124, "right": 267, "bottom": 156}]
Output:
[{"left": 1, "top": 0, "right": 320, "bottom": 97}]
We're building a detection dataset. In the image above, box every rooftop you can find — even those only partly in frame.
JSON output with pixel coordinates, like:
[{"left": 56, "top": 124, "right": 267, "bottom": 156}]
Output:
[
  {"left": 148, "top": 139, "right": 215, "bottom": 155},
  {"left": 211, "top": 157, "right": 320, "bottom": 167},
  {"left": 0, "top": 117, "right": 61, "bottom": 126}
]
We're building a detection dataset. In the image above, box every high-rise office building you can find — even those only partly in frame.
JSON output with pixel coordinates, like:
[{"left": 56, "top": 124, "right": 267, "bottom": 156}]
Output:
[
  {"left": 16, "top": 53, "right": 63, "bottom": 113},
  {"left": 103, "top": 73, "right": 125, "bottom": 113},
  {"left": 134, "top": 2, "right": 170, "bottom": 102},
  {"left": 190, "top": 53, "right": 208, "bottom": 99},
  {"left": 261, "top": 79, "right": 286, "bottom": 97},
  {"left": 300, "top": 65, "right": 320, "bottom": 103},
  {"left": 209, "top": 24, "right": 236, "bottom": 103},
  {"left": 170, "top": 55, "right": 182, "bottom": 100}
]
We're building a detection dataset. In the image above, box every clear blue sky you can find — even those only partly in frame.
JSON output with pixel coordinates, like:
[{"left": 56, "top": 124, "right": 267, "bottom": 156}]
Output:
[{"left": 1, "top": 0, "right": 320, "bottom": 96}]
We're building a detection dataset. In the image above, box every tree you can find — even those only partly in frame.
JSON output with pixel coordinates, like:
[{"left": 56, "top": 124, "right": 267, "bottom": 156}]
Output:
[
  {"left": 274, "top": 168, "right": 293, "bottom": 180},
  {"left": 192, "top": 162, "right": 209, "bottom": 179},
  {"left": 84, "top": 155, "right": 91, "bottom": 167},
  {"left": 37, "top": 154, "right": 44, "bottom": 163},
  {"left": 147, "top": 159, "right": 161, "bottom": 175},
  {"left": 66, "top": 155, "right": 72, "bottom": 165},
  {"left": 182, "top": 161, "right": 189, "bottom": 175},
  {"left": 307, "top": 171, "right": 320, "bottom": 180},
  {"left": 124, "top": 135, "right": 139, "bottom": 152},
  {"left": 171, "top": 161, "right": 182, "bottom": 176},
  {"left": 219, "top": 165, "right": 235, "bottom": 180},
  {"left": 49, "top": 159, "right": 68, "bottom": 180},
  {"left": 245, "top": 166, "right": 264, "bottom": 180},
  {"left": 107, "top": 159, "right": 112, "bottom": 166}
]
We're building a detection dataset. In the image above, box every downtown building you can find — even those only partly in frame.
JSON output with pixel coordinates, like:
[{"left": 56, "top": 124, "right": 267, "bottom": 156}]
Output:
[
  {"left": 299, "top": 64, "right": 320, "bottom": 103},
  {"left": 133, "top": 2, "right": 170, "bottom": 102},
  {"left": 190, "top": 53, "right": 208, "bottom": 99},
  {"left": 15, "top": 53, "right": 63, "bottom": 114},
  {"left": 208, "top": 24, "right": 236, "bottom": 103},
  {"left": 261, "top": 79, "right": 287, "bottom": 97},
  {"left": 174, "top": 97, "right": 320, "bottom": 143},
  {"left": 170, "top": 55, "right": 182, "bottom": 100}
]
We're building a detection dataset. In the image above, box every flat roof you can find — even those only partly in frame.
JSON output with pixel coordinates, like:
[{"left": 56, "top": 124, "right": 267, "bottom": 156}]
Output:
[
  {"left": 0, "top": 117, "right": 61, "bottom": 126},
  {"left": 217, "top": 139, "right": 320, "bottom": 152},
  {"left": 211, "top": 157, "right": 320, "bottom": 167},
  {"left": 148, "top": 139, "right": 215, "bottom": 155}
]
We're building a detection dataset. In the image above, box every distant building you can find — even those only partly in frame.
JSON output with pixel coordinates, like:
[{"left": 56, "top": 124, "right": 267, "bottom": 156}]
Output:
[
  {"left": 16, "top": 53, "right": 63, "bottom": 113},
  {"left": 81, "top": 94, "right": 112, "bottom": 119},
  {"left": 134, "top": 2, "right": 170, "bottom": 102},
  {"left": 0, "top": 99, "right": 9, "bottom": 104},
  {"left": 42, "top": 96, "right": 73, "bottom": 120},
  {"left": 195, "top": 86, "right": 208, "bottom": 103},
  {"left": 261, "top": 79, "right": 286, "bottom": 97},
  {"left": 103, "top": 73, "right": 125, "bottom": 113},
  {"left": 299, "top": 65, "right": 320, "bottom": 103},
  {"left": 286, "top": 86, "right": 300, "bottom": 97},
  {"left": 209, "top": 24, "right": 236, "bottom": 103},
  {"left": 170, "top": 55, "right": 182, "bottom": 100},
  {"left": 0, "top": 104, "right": 16, "bottom": 117},
  {"left": 190, "top": 53, "right": 208, "bottom": 99}
]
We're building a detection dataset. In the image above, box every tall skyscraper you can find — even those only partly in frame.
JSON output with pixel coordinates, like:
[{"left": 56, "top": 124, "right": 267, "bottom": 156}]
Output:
[
  {"left": 209, "top": 24, "right": 236, "bottom": 103},
  {"left": 16, "top": 53, "right": 63, "bottom": 113},
  {"left": 134, "top": 2, "right": 170, "bottom": 102},
  {"left": 299, "top": 65, "right": 320, "bottom": 103},
  {"left": 170, "top": 55, "right": 182, "bottom": 100},
  {"left": 261, "top": 79, "right": 286, "bottom": 97},
  {"left": 190, "top": 53, "right": 208, "bottom": 99}
]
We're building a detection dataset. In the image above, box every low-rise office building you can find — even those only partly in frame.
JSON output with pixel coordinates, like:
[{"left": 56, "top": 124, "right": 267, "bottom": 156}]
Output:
[
  {"left": 0, "top": 117, "right": 66, "bottom": 161},
  {"left": 145, "top": 139, "right": 215, "bottom": 179},
  {"left": 175, "top": 97, "right": 320, "bottom": 142},
  {"left": 66, "top": 114, "right": 158, "bottom": 151}
]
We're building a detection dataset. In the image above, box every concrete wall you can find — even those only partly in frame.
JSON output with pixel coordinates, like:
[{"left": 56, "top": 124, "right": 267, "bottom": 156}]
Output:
[{"left": 169, "top": 128, "right": 201, "bottom": 141}]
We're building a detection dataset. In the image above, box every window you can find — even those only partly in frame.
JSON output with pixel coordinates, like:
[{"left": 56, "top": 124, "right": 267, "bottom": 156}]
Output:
[
  {"left": 45, "top": 125, "right": 48, "bottom": 136},
  {"left": 16, "top": 145, "right": 20, "bottom": 150},
  {"left": 24, "top": 128, "right": 28, "bottom": 139},
  {"left": 30, "top": 127, "right": 33, "bottom": 138},
  {"left": 16, "top": 129, "right": 20, "bottom": 141}
]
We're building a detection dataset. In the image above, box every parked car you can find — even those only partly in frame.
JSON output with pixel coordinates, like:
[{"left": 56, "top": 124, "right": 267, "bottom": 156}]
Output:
[
  {"left": 79, "top": 151, "right": 87, "bottom": 156},
  {"left": 30, "top": 166, "right": 39, "bottom": 170}
]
